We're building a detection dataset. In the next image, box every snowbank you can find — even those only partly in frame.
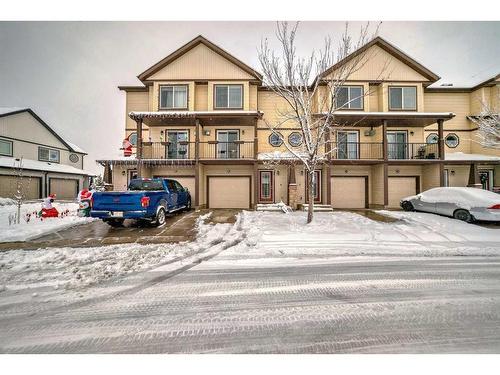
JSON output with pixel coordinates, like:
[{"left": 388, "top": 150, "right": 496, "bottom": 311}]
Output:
[
  {"left": 0, "top": 202, "right": 94, "bottom": 242},
  {"left": 224, "top": 211, "right": 500, "bottom": 258}
]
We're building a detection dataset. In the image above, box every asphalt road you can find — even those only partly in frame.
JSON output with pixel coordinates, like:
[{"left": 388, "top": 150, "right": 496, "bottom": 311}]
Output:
[{"left": 2, "top": 252, "right": 500, "bottom": 353}]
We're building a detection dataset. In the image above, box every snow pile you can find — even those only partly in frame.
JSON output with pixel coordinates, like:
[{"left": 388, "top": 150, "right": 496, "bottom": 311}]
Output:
[
  {"left": 0, "top": 202, "right": 93, "bottom": 242},
  {"left": 413, "top": 187, "right": 500, "bottom": 210},
  {"left": 256, "top": 201, "right": 292, "bottom": 213},
  {"left": 0, "top": 213, "right": 234, "bottom": 290},
  {"left": 224, "top": 211, "right": 500, "bottom": 258},
  {"left": 0, "top": 197, "right": 16, "bottom": 206}
]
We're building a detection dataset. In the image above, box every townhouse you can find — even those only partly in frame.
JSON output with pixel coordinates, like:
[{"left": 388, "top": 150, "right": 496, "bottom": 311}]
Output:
[{"left": 98, "top": 35, "right": 500, "bottom": 209}]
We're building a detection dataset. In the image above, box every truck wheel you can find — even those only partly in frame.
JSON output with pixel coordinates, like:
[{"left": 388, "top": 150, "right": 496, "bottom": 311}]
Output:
[
  {"left": 185, "top": 198, "right": 192, "bottom": 211},
  {"left": 106, "top": 218, "right": 124, "bottom": 227},
  {"left": 155, "top": 207, "right": 167, "bottom": 227}
]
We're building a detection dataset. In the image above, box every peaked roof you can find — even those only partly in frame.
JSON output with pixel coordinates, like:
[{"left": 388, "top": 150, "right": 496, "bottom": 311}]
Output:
[
  {"left": 0, "top": 107, "right": 87, "bottom": 154},
  {"left": 137, "top": 35, "right": 262, "bottom": 82},
  {"left": 472, "top": 73, "right": 500, "bottom": 90},
  {"left": 319, "top": 36, "right": 440, "bottom": 83}
]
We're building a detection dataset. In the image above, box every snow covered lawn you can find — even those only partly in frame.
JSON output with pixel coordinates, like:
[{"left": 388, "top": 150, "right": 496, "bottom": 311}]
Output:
[
  {"left": 0, "top": 201, "right": 94, "bottom": 243},
  {"left": 224, "top": 210, "right": 500, "bottom": 259}
]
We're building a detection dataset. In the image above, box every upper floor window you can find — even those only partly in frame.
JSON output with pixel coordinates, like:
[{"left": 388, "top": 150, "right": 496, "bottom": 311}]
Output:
[
  {"left": 159, "top": 85, "right": 188, "bottom": 110},
  {"left": 0, "top": 138, "right": 13, "bottom": 156},
  {"left": 214, "top": 85, "right": 243, "bottom": 109},
  {"left": 39, "top": 147, "right": 60, "bottom": 163},
  {"left": 389, "top": 86, "right": 417, "bottom": 110},
  {"left": 336, "top": 86, "right": 363, "bottom": 109}
]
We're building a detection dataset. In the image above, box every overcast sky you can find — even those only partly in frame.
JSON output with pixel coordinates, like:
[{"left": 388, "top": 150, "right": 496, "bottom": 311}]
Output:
[{"left": 0, "top": 21, "right": 499, "bottom": 174}]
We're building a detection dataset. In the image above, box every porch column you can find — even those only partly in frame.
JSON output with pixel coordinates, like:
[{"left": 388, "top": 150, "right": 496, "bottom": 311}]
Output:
[
  {"left": 288, "top": 164, "right": 298, "bottom": 209},
  {"left": 437, "top": 119, "right": 445, "bottom": 160},
  {"left": 467, "top": 163, "right": 482, "bottom": 188},
  {"left": 383, "top": 164, "right": 388, "bottom": 207},
  {"left": 194, "top": 119, "right": 200, "bottom": 207},
  {"left": 382, "top": 120, "right": 388, "bottom": 207},
  {"left": 326, "top": 164, "right": 332, "bottom": 205},
  {"left": 135, "top": 119, "right": 143, "bottom": 178},
  {"left": 439, "top": 162, "right": 445, "bottom": 187}
]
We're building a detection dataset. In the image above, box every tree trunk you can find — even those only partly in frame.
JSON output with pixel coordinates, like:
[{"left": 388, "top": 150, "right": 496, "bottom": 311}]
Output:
[{"left": 307, "top": 171, "right": 315, "bottom": 223}]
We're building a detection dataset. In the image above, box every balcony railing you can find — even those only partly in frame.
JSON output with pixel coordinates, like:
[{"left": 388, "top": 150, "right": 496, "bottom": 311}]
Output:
[
  {"left": 199, "top": 141, "right": 254, "bottom": 160},
  {"left": 329, "top": 142, "right": 384, "bottom": 160},
  {"left": 140, "top": 141, "right": 255, "bottom": 160},
  {"left": 387, "top": 143, "right": 439, "bottom": 160}
]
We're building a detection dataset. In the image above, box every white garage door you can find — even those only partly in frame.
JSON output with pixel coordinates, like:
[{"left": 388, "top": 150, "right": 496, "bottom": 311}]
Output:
[
  {"left": 388, "top": 177, "right": 417, "bottom": 208},
  {"left": 49, "top": 178, "right": 78, "bottom": 199},
  {"left": 208, "top": 176, "right": 251, "bottom": 209},
  {"left": 331, "top": 177, "right": 367, "bottom": 209},
  {"left": 0, "top": 175, "right": 41, "bottom": 200}
]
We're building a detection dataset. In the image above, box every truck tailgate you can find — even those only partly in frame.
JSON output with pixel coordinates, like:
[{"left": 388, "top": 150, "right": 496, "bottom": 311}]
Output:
[{"left": 92, "top": 192, "right": 144, "bottom": 211}]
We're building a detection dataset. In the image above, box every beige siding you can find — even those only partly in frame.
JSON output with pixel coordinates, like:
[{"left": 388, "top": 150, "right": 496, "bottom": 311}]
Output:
[
  {"left": 194, "top": 84, "right": 208, "bottom": 111},
  {"left": 424, "top": 92, "right": 471, "bottom": 130},
  {"left": 125, "top": 91, "right": 149, "bottom": 130},
  {"left": 421, "top": 164, "right": 441, "bottom": 191},
  {"left": 369, "top": 84, "right": 380, "bottom": 111},
  {"left": 147, "top": 43, "right": 255, "bottom": 81},
  {"left": 249, "top": 84, "right": 258, "bottom": 111}
]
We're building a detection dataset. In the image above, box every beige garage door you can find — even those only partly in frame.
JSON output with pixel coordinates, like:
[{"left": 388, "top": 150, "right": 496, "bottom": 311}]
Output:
[
  {"left": 49, "top": 178, "right": 78, "bottom": 199},
  {"left": 0, "top": 175, "right": 40, "bottom": 200},
  {"left": 331, "top": 177, "right": 367, "bottom": 209},
  {"left": 388, "top": 177, "right": 417, "bottom": 208},
  {"left": 208, "top": 176, "right": 250, "bottom": 209}
]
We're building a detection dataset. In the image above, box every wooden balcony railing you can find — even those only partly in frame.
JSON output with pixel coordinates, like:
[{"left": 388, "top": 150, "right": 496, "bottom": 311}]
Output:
[
  {"left": 387, "top": 142, "right": 439, "bottom": 160},
  {"left": 328, "top": 142, "right": 384, "bottom": 160},
  {"left": 141, "top": 141, "right": 196, "bottom": 159}
]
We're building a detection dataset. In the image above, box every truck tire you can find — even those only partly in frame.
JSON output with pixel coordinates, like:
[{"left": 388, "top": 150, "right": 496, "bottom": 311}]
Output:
[
  {"left": 155, "top": 207, "right": 167, "bottom": 227},
  {"left": 106, "top": 218, "right": 124, "bottom": 227},
  {"left": 185, "top": 198, "right": 192, "bottom": 211}
]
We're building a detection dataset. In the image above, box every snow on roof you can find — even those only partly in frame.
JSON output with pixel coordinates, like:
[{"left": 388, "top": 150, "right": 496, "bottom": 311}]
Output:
[
  {"left": 445, "top": 152, "right": 500, "bottom": 161},
  {"left": 64, "top": 140, "right": 86, "bottom": 154},
  {"left": 0, "top": 156, "right": 93, "bottom": 176},
  {"left": 321, "top": 111, "right": 455, "bottom": 117},
  {"left": 0, "top": 107, "right": 28, "bottom": 116},
  {"left": 258, "top": 151, "right": 312, "bottom": 160},
  {"left": 129, "top": 110, "right": 263, "bottom": 120}
]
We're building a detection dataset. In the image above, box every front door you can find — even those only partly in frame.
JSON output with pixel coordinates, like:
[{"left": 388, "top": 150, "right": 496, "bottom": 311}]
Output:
[
  {"left": 259, "top": 170, "right": 273, "bottom": 203},
  {"left": 479, "top": 170, "right": 493, "bottom": 191},
  {"left": 167, "top": 131, "right": 188, "bottom": 159},
  {"left": 306, "top": 170, "right": 322, "bottom": 203},
  {"left": 217, "top": 130, "right": 239, "bottom": 159},
  {"left": 337, "top": 131, "right": 359, "bottom": 159},
  {"left": 387, "top": 131, "right": 407, "bottom": 159}
]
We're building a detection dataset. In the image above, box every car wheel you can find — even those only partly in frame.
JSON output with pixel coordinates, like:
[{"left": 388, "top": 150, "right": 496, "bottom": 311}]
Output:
[
  {"left": 155, "top": 207, "right": 167, "bottom": 227},
  {"left": 401, "top": 201, "right": 414, "bottom": 212},
  {"left": 453, "top": 209, "right": 473, "bottom": 223},
  {"left": 106, "top": 218, "right": 124, "bottom": 227}
]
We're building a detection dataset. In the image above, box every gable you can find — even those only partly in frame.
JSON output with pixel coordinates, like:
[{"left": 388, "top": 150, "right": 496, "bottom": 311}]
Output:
[
  {"left": 326, "top": 44, "right": 430, "bottom": 82},
  {"left": 0, "top": 111, "right": 68, "bottom": 150},
  {"left": 147, "top": 43, "right": 257, "bottom": 81}
]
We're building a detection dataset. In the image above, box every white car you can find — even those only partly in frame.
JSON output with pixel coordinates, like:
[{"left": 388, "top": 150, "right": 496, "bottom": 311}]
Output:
[{"left": 401, "top": 187, "right": 500, "bottom": 223}]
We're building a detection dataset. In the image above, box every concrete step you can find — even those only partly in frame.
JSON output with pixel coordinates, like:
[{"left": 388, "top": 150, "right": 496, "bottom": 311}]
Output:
[{"left": 300, "top": 204, "right": 333, "bottom": 212}]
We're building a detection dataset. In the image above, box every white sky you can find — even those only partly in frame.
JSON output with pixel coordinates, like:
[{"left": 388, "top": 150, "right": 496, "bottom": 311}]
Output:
[{"left": 0, "top": 21, "right": 499, "bottom": 174}]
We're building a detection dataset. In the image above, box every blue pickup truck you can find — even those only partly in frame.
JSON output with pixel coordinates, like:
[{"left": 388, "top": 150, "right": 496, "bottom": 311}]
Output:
[{"left": 90, "top": 178, "right": 191, "bottom": 227}]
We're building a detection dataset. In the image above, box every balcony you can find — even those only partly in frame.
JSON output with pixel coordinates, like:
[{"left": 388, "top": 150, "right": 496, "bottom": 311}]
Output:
[
  {"left": 327, "top": 142, "right": 440, "bottom": 160},
  {"left": 140, "top": 141, "right": 255, "bottom": 160}
]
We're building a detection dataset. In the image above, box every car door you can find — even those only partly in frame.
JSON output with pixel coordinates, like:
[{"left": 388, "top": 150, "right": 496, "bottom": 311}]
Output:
[
  {"left": 173, "top": 180, "right": 188, "bottom": 207},
  {"left": 166, "top": 180, "right": 179, "bottom": 210},
  {"left": 412, "top": 194, "right": 436, "bottom": 213}
]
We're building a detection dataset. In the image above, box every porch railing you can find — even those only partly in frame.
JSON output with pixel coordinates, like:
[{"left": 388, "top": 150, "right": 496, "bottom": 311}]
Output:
[
  {"left": 199, "top": 141, "right": 255, "bottom": 160},
  {"left": 387, "top": 142, "right": 439, "bottom": 160},
  {"left": 141, "top": 141, "right": 196, "bottom": 159},
  {"left": 328, "top": 142, "right": 384, "bottom": 160}
]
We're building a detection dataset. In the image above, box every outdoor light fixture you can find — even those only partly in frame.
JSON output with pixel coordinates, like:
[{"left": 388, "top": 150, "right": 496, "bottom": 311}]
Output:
[
  {"left": 410, "top": 131, "right": 414, "bottom": 136},
  {"left": 121, "top": 170, "right": 126, "bottom": 176},
  {"left": 276, "top": 170, "right": 280, "bottom": 176},
  {"left": 396, "top": 169, "right": 400, "bottom": 174},
  {"left": 451, "top": 170, "right": 456, "bottom": 176},
  {"left": 204, "top": 130, "right": 211, "bottom": 136},
  {"left": 345, "top": 169, "right": 348, "bottom": 173}
]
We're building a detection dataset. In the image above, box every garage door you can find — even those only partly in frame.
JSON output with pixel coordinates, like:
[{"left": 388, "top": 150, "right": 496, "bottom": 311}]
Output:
[
  {"left": 388, "top": 177, "right": 417, "bottom": 208},
  {"left": 156, "top": 176, "right": 195, "bottom": 195},
  {"left": 49, "top": 178, "right": 78, "bottom": 199},
  {"left": 331, "top": 177, "right": 367, "bottom": 209},
  {"left": 0, "top": 175, "right": 41, "bottom": 200},
  {"left": 208, "top": 176, "right": 250, "bottom": 209}
]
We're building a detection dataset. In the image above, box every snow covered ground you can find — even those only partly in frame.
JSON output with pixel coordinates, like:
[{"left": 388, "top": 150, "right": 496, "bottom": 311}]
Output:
[{"left": 0, "top": 201, "right": 94, "bottom": 242}]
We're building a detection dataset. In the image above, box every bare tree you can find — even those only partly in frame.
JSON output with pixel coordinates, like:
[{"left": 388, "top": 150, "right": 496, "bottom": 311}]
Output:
[
  {"left": 12, "top": 157, "right": 32, "bottom": 224},
  {"left": 470, "top": 95, "right": 500, "bottom": 149},
  {"left": 258, "top": 22, "right": 381, "bottom": 223}
]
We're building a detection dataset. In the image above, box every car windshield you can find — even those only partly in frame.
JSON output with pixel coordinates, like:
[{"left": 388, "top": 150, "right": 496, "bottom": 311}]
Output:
[{"left": 128, "top": 180, "right": 164, "bottom": 191}]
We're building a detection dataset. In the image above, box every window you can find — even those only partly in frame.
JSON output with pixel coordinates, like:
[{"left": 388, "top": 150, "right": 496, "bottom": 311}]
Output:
[
  {"left": 336, "top": 86, "right": 363, "bottom": 109},
  {"left": 69, "top": 153, "right": 79, "bottom": 163},
  {"left": 445, "top": 133, "right": 459, "bottom": 148},
  {"left": 128, "top": 132, "right": 137, "bottom": 146},
  {"left": 426, "top": 133, "right": 439, "bottom": 144},
  {"left": 259, "top": 171, "right": 273, "bottom": 202},
  {"left": 167, "top": 131, "right": 189, "bottom": 159},
  {"left": 0, "top": 138, "right": 13, "bottom": 156},
  {"left": 217, "top": 130, "right": 239, "bottom": 159},
  {"left": 288, "top": 132, "right": 303, "bottom": 147},
  {"left": 129, "top": 179, "right": 164, "bottom": 191},
  {"left": 159, "top": 85, "right": 188, "bottom": 109},
  {"left": 214, "top": 85, "right": 243, "bottom": 109},
  {"left": 389, "top": 86, "right": 417, "bottom": 110},
  {"left": 269, "top": 133, "right": 283, "bottom": 147},
  {"left": 337, "top": 131, "right": 359, "bottom": 159},
  {"left": 38, "top": 147, "right": 60, "bottom": 163}
]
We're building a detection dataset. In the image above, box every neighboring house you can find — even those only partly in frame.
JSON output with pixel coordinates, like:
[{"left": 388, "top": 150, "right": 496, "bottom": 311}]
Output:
[
  {"left": 97, "top": 35, "right": 500, "bottom": 209},
  {"left": 0, "top": 108, "right": 90, "bottom": 200}
]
